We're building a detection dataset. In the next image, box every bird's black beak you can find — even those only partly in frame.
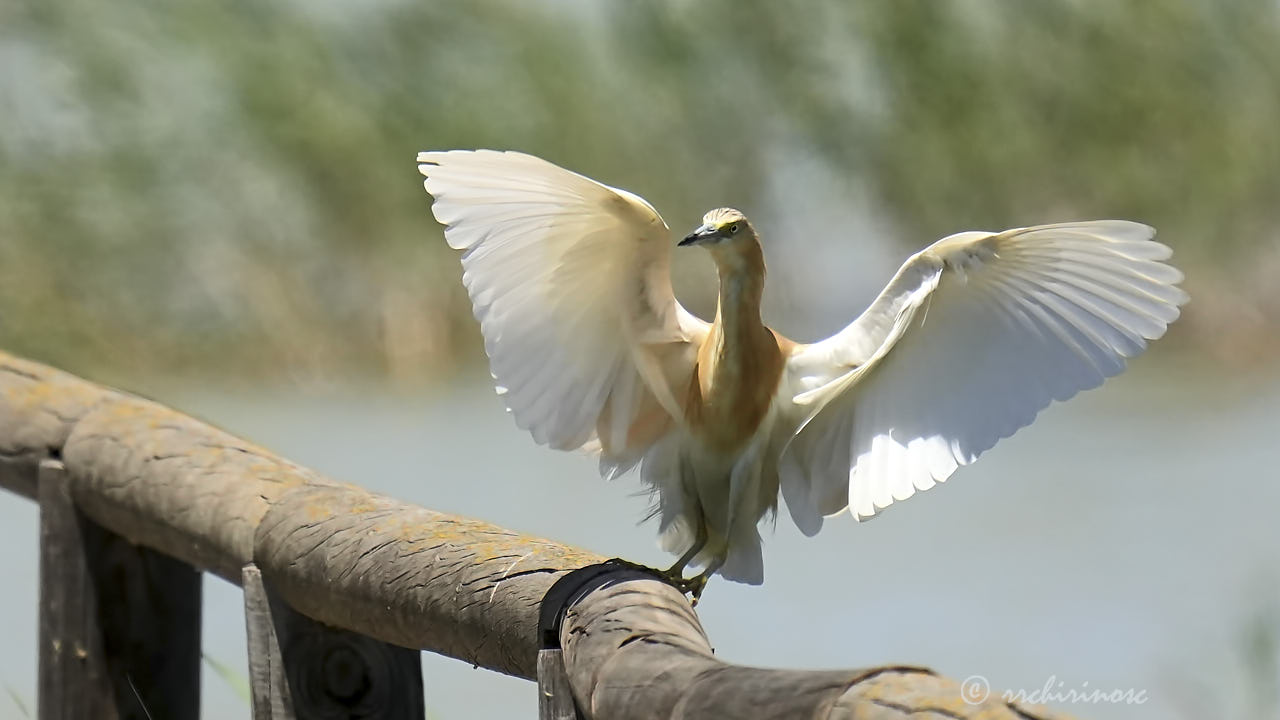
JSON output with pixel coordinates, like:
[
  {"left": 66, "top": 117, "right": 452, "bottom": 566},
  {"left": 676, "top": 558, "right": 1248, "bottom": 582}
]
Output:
[{"left": 679, "top": 223, "right": 718, "bottom": 247}]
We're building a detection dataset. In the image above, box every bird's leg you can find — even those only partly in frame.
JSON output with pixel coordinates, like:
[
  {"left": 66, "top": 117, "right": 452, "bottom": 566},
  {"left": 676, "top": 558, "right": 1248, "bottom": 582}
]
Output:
[
  {"left": 657, "top": 468, "right": 718, "bottom": 601},
  {"left": 659, "top": 521, "right": 727, "bottom": 605},
  {"left": 663, "top": 519, "right": 707, "bottom": 579}
]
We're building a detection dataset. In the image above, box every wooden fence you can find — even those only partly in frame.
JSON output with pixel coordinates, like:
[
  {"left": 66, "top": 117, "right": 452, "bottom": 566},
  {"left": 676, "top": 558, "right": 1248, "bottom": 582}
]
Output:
[{"left": 0, "top": 350, "right": 1074, "bottom": 719}]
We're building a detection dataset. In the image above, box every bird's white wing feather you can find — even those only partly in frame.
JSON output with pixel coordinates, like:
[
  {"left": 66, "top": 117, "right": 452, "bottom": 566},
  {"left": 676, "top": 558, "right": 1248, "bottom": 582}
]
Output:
[
  {"left": 418, "top": 150, "right": 708, "bottom": 467},
  {"left": 780, "top": 221, "right": 1187, "bottom": 533}
]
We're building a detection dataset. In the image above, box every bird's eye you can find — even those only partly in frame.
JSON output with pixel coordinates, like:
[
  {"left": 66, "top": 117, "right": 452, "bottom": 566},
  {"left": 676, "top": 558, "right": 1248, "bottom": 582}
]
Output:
[{"left": 728, "top": 223, "right": 739, "bottom": 235}]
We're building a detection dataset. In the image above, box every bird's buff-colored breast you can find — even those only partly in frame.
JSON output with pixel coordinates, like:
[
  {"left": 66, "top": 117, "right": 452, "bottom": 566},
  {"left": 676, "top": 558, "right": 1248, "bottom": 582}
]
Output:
[{"left": 685, "top": 324, "right": 787, "bottom": 454}]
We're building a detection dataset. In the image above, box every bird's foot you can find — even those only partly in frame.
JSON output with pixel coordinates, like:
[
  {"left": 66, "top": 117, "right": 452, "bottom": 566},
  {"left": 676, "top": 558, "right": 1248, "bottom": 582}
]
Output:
[
  {"left": 682, "top": 573, "right": 710, "bottom": 606},
  {"left": 656, "top": 567, "right": 712, "bottom": 606}
]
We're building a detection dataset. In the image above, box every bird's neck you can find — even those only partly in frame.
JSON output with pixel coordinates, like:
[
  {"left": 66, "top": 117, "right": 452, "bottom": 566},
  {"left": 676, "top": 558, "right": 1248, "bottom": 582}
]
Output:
[
  {"left": 688, "top": 238, "right": 782, "bottom": 453},
  {"left": 711, "top": 240, "right": 767, "bottom": 337}
]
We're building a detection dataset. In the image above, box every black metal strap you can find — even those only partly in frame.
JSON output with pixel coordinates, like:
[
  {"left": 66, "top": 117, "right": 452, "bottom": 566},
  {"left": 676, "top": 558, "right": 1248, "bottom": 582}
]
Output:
[{"left": 538, "top": 559, "right": 670, "bottom": 649}]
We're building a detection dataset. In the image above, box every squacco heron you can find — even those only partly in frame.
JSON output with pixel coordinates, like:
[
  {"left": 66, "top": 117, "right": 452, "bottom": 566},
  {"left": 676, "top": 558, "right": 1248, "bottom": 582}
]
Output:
[{"left": 417, "top": 150, "right": 1186, "bottom": 596}]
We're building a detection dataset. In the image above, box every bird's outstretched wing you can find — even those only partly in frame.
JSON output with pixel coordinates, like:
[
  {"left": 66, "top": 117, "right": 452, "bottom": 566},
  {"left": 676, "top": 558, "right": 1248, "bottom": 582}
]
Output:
[
  {"left": 418, "top": 150, "right": 709, "bottom": 471},
  {"left": 780, "top": 221, "right": 1187, "bottom": 534}
]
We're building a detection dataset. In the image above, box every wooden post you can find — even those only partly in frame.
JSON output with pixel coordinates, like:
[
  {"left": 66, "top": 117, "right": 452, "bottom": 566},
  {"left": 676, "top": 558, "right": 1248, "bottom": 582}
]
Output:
[
  {"left": 243, "top": 563, "right": 425, "bottom": 719},
  {"left": 39, "top": 459, "right": 111, "bottom": 718},
  {"left": 38, "top": 458, "right": 202, "bottom": 720},
  {"left": 243, "top": 564, "right": 293, "bottom": 718},
  {"left": 537, "top": 649, "right": 580, "bottom": 720}
]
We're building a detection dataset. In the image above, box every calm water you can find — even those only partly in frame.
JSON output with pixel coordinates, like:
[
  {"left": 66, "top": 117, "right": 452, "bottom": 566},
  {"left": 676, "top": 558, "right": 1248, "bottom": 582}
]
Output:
[{"left": 1, "top": 365, "right": 1277, "bottom": 719}]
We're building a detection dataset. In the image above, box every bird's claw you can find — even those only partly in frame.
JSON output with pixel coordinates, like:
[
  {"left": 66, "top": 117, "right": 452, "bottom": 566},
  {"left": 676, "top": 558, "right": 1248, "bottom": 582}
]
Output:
[
  {"left": 681, "top": 574, "right": 709, "bottom": 606},
  {"left": 657, "top": 568, "right": 710, "bottom": 605}
]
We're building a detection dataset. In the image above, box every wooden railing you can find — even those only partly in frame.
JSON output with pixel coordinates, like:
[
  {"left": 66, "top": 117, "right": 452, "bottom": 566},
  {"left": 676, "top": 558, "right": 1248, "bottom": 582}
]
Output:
[{"left": 0, "top": 350, "right": 1074, "bottom": 719}]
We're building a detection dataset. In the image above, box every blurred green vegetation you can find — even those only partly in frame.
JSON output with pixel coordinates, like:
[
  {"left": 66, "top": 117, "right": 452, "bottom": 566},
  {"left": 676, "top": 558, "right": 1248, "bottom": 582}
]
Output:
[{"left": 1, "top": 0, "right": 1276, "bottom": 385}]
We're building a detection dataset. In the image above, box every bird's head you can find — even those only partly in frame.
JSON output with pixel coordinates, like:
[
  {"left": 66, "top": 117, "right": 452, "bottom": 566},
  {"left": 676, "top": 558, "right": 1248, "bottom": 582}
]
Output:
[{"left": 678, "top": 208, "right": 757, "bottom": 250}]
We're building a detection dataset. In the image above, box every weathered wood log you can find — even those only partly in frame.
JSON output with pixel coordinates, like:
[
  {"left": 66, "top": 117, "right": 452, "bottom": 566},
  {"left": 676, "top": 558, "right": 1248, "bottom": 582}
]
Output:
[
  {"left": 0, "top": 352, "right": 593, "bottom": 676},
  {"left": 0, "top": 350, "right": 1076, "bottom": 719},
  {"left": 0, "top": 353, "right": 334, "bottom": 582},
  {"left": 253, "top": 484, "right": 596, "bottom": 678},
  {"left": 38, "top": 458, "right": 202, "bottom": 720},
  {"left": 555, "top": 568, "right": 1072, "bottom": 719}
]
